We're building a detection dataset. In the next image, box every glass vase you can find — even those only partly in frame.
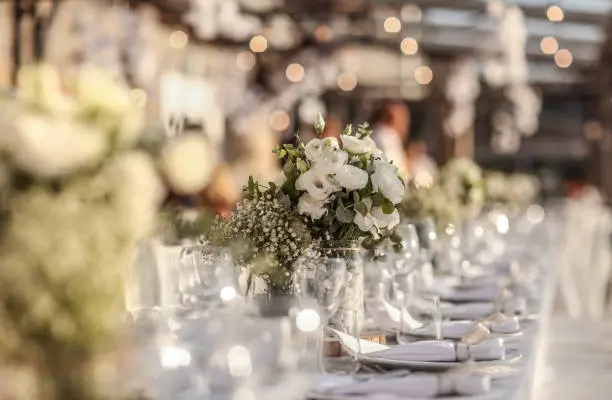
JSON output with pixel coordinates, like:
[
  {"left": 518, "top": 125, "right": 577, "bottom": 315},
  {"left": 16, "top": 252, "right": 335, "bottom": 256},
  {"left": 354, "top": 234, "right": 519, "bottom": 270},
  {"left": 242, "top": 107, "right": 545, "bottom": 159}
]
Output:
[{"left": 319, "top": 241, "right": 365, "bottom": 333}]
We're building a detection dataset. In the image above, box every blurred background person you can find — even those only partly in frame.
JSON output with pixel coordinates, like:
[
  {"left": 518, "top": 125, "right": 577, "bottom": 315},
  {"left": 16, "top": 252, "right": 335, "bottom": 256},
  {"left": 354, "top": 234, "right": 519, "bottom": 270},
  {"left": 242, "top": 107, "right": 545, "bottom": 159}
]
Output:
[
  {"left": 371, "top": 100, "right": 410, "bottom": 179},
  {"left": 405, "top": 137, "right": 438, "bottom": 187},
  {"left": 556, "top": 163, "right": 612, "bottom": 319}
]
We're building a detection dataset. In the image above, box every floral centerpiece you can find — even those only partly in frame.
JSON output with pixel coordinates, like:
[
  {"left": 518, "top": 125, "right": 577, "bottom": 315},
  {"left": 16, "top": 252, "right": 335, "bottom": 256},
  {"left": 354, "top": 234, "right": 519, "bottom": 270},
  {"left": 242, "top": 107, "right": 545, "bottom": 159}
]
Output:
[
  {"left": 211, "top": 118, "right": 404, "bottom": 327},
  {"left": 439, "top": 157, "right": 485, "bottom": 219},
  {"left": 400, "top": 183, "right": 462, "bottom": 231},
  {"left": 0, "top": 64, "right": 210, "bottom": 400},
  {"left": 484, "top": 171, "right": 540, "bottom": 207}
]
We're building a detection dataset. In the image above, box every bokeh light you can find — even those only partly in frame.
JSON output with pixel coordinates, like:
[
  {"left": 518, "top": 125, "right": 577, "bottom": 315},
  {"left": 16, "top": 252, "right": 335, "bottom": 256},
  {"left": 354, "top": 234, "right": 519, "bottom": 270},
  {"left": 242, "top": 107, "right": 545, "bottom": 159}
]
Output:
[
  {"left": 384, "top": 17, "right": 402, "bottom": 33},
  {"left": 130, "top": 88, "right": 147, "bottom": 108},
  {"left": 269, "top": 110, "right": 291, "bottom": 131},
  {"left": 554, "top": 49, "right": 573, "bottom": 68},
  {"left": 236, "top": 51, "right": 256, "bottom": 71},
  {"left": 414, "top": 65, "right": 433, "bottom": 85},
  {"left": 169, "top": 30, "right": 188, "bottom": 49},
  {"left": 547, "top": 5, "right": 564, "bottom": 22},
  {"left": 540, "top": 37, "right": 559, "bottom": 55},
  {"left": 314, "top": 25, "right": 334, "bottom": 42},
  {"left": 337, "top": 72, "right": 358, "bottom": 91},
  {"left": 249, "top": 35, "right": 268, "bottom": 53},
  {"left": 401, "top": 37, "right": 419, "bottom": 55},
  {"left": 285, "top": 63, "right": 305, "bottom": 82}
]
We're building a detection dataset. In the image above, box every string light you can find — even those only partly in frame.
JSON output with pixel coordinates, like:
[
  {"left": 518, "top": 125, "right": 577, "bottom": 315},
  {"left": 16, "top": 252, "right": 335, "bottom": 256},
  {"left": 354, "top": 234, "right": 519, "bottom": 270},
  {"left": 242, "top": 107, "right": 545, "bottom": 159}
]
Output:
[
  {"left": 383, "top": 17, "right": 402, "bottom": 33},
  {"left": 269, "top": 110, "right": 290, "bottom": 131},
  {"left": 337, "top": 72, "right": 358, "bottom": 91},
  {"left": 285, "top": 63, "right": 305, "bottom": 83},
  {"left": 249, "top": 35, "right": 268, "bottom": 53},
  {"left": 414, "top": 65, "right": 433, "bottom": 85},
  {"left": 546, "top": 5, "right": 564, "bottom": 22},
  {"left": 540, "top": 36, "right": 559, "bottom": 55},
  {"left": 401, "top": 37, "right": 419, "bottom": 55},
  {"left": 554, "top": 49, "right": 573, "bottom": 68},
  {"left": 169, "top": 30, "right": 188, "bottom": 49},
  {"left": 236, "top": 51, "right": 256, "bottom": 71}
]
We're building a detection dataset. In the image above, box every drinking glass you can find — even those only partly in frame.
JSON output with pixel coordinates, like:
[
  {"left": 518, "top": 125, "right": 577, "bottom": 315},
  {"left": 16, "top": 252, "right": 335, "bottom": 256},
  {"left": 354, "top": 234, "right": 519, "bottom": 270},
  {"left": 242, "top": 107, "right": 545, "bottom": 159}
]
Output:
[
  {"left": 296, "top": 256, "right": 348, "bottom": 373},
  {"left": 412, "top": 217, "right": 439, "bottom": 265}
]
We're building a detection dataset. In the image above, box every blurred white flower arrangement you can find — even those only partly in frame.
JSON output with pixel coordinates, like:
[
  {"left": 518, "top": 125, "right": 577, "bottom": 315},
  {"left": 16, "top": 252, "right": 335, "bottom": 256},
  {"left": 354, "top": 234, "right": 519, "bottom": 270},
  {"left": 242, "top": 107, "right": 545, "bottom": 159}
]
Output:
[
  {"left": 439, "top": 157, "right": 485, "bottom": 219},
  {"left": 0, "top": 64, "right": 212, "bottom": 399},
  {"left": 484, "top": 171, "right": 540, "bottom": 206},
  {"left": 400, "top": 184, "right": 462, "bottom": 231}
]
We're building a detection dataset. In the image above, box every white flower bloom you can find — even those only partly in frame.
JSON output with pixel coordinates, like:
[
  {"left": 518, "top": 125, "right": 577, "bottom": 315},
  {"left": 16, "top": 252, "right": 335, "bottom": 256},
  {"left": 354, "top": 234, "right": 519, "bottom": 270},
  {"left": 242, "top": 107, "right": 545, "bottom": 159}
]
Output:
[
  {"left": 17, "top": 64, "right": 75, "bottom": 113},
  {"left": 370, "top": 207, "right": 400, "bottom": 230},
  {"left": 304, "top": 138, "right": 324, "bottom": 162},
  {"left": 298, "top": 193, "right": 327, "bottom": 219},
  {"left": 354, "top": 211, "right": 377, "bottom": 236},
  {"left": 9, "top": 114, "right": 107, "bottom": 179},
  {"left": 76, "top": 65, "right": 144, "bottom": 146},
  {"left": 295, "top": 165, "right": 340, "bottom": 201},
  {"left": 333, "top": 164, "right": 369, "bottom": 191},
  {"left": 341, "top": 135, "right": 381, "bottom": 155},
  {"left": 371, "top": 160, "right": 405, "bottom": 204},
  {"left": 161, "top": 134, "right": 213, "bottom": 194}
]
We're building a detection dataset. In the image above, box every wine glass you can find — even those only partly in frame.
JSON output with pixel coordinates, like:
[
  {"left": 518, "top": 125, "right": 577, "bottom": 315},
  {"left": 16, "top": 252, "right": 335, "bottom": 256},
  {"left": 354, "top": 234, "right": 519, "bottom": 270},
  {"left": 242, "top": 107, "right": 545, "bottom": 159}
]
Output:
[
  {"left": 394, "top": 223, "right": 420, "bottom": 275},
  {"left": 413, "top": 217, "right": 439, "bottom": 265}
]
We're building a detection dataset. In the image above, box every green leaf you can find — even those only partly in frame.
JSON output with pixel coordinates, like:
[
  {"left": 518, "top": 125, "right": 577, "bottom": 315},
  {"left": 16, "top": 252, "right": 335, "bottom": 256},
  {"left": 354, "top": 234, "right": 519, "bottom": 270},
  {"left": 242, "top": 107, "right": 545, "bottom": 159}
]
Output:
[
  {"left": 279, "top": 149, "right": 287, "bottom": 158},
  {"left": 382, "top": 198, "right": 395, "bottom": 214},
  {"left": 390, "top": 231, "right": 402, "bottom": 244},
  {"left": 296, "top": 158, "right": 308, "bottom": 172},
  {"left": 371, "top": 192, "right": 384, "bottom": 207},
  {"left": 355, "top": 201, "right": 368, "bottom": 216},
  {"left": 352, "top": 191, "right": 360, "bottom": 203},
  {"left": 283, "top": 160, "right": 295, "bottom": 176},
  {"left": 336, "top": 205, "right": 355, "bottom": 223},
  {"left": 335, "top": 191, "right": 349, "bottom": 200},
  {"left": 268, "top": 181, "right": 277, "bottom": 194}
]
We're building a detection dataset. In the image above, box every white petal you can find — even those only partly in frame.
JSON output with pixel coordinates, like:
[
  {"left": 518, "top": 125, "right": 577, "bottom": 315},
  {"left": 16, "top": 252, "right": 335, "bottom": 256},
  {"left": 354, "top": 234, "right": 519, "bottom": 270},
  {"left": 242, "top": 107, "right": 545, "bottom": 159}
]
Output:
[
  {"left": 298, "top": 194, "right": 327, "bottom": 219},
  {"left": 371, "top": 162, "right": 405, "bottom": 205},
  {"left": 334, "top": 165, "right": 369, "bottom": 191},
  {"left": 304, "top": 139, "right": 324, "bottom": 161},
  {"left": 295, "top": 168, "right": 338, "bottom": 201},
  {"left": 370, "top": 207, "right": 400, "bottom": 230}
]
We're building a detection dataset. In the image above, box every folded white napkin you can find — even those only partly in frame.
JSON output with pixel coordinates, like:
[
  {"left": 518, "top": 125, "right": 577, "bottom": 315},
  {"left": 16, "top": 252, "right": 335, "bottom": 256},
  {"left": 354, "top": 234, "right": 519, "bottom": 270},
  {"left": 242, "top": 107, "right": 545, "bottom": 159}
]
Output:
[
  {"left": 433, "top": 281, "right": 502, "bottom": 302},
  {"left": 412, "top": 321, "right": 490, "bottom": 340},
  {"left": 439, "top": 302, "right": 496, "bottom": 320},
  {"left": 322, "top": 372, "right": 491, "bottom": 398},
  {"left": 367, "top": 339, "right": 505, "bottom": 362}
]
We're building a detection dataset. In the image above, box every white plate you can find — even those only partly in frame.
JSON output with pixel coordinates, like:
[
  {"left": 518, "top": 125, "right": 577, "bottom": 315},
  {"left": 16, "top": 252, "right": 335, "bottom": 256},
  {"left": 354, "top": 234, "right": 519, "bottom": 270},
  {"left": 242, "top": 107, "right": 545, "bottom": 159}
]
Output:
[
  {"left": 404, "top": 329, "right": 524, "bottom": 341},
  {"left": 358, "top": 348, "right": 522, "bottom": 372}
]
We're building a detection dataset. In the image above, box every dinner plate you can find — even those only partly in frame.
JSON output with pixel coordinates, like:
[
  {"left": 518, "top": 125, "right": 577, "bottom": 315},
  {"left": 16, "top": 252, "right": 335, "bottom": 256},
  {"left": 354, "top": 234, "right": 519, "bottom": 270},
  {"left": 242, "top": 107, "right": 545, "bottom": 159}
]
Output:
[
  {"left": 404, "top": 329, "right": 524, "bottom": 341},
  {"left": 358, "top": 348, "right": 522, "bottom": 372}
]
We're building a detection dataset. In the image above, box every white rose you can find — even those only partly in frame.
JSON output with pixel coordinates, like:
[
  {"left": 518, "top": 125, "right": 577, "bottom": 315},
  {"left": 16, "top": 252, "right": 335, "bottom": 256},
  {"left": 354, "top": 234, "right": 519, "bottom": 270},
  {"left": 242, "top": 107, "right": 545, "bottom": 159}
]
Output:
[
  {"left": 341, "top": 135, "right": 380, "bottom": 154},
  {"left": 333, "top": 165, "right": 369, "bottom": 191},
  {"left": 295, "top": 165, "right": 341, "bottom": 201},
  {"left": 371, "top": 160, "right": 405, "bottom": 204},
  {"left": 161, "top": 134, "right": 213, "bottom": 194},
  {"left": 9, "top": 114, "right": 107, "bottom": 179},
  {"left": 297, "top": 193, "right": 327, "bottom": 219}
]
